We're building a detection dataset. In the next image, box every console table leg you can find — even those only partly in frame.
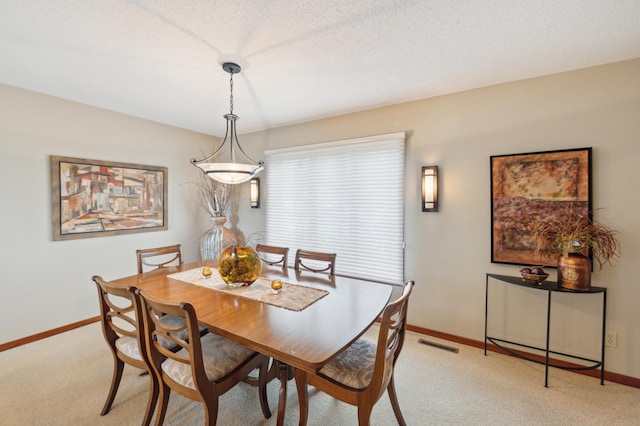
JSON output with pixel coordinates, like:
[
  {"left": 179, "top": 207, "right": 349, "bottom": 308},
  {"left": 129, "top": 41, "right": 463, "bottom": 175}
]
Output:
[
  {"left": 545, "top": 292, "right": 552, "bottom": 387},
  {"left": 601, "top": 289, "right": 607, "bottom": 385},
  {"left": 484, "top": 276, "right": 489, "bottom": 355}
]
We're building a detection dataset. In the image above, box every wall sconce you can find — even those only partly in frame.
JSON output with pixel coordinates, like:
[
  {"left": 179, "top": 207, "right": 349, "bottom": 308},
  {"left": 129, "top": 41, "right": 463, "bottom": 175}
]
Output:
[
  {"left": 422, "top": 166, "right": 438, "bottom": 212},
  {"left": 250, "top": 178, "right": 260, "bottom": 208}
]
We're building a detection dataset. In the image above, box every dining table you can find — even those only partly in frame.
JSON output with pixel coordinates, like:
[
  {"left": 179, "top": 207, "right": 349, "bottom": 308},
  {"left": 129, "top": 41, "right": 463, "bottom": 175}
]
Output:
[{"left": 110, "top": 259, "right": 394, "bottom": 425}]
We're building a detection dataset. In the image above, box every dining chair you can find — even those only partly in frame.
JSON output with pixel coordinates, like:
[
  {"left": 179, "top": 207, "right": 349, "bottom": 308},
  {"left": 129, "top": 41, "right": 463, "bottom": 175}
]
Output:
[
  {"left": 91, "top": 276, "right": 158, "bottom": 426},
  {"left": 255, "top": 243, "right": 289, "bottom": 268},
  {"left": 136, "top": 244, "right": 183, "bottom": 274},
  {"left": 294, "top": 280, "right": 414, "bottom": 426},
  {"left": 137, "top": 289, "right": 272, "bottom": 426},
  {"left": 294, "top": 249, "right": 337, "bottom": 275}
]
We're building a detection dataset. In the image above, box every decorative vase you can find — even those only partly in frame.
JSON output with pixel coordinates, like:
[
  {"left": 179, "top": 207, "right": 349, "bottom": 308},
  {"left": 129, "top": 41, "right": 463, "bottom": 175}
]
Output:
[
  {"left": 217, "top": 245, "right": 261, "bottom": 287},
  {"left": 200, "top": 216, "right": 238, "bottom": 260},
  {"left": 557, "top": 253, "right": 591, "bottom": 291}
]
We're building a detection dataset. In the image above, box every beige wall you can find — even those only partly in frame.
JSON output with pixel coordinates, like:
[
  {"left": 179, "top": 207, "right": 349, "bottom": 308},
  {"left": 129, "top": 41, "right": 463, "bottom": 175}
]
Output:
[
  {"left": 238, "top": 58, "right": 640, "bottom": 379},
  {"left": 1, "top": 58, "right": 638, "bottom": 380},
  {"left": 0, "top": 84, "right": 216, "bottom": 342}
]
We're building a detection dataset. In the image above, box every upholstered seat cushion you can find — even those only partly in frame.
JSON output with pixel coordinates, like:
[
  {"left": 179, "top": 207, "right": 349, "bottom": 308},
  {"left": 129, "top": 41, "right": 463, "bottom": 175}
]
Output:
[
  {"left": 115, "top": 335, "right": 143, "bottom": 360},
  {"left": 161, "top": 332, "right": 256, "bottom": 390},
  {"left": 318, "top": 338, "right": 376, "bottom": 389}
]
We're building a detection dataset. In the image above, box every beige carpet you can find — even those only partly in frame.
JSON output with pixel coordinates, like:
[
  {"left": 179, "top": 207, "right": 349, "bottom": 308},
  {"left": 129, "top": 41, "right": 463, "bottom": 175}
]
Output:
[{"left": 1, "top": 322, "right": 639, "bottom": 425}]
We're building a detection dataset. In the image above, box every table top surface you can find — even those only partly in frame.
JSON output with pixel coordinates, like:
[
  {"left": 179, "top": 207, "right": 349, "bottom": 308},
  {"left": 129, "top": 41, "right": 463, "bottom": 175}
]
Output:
[{"left": 111, "top": 260, "right": 393, "bottom": 372}]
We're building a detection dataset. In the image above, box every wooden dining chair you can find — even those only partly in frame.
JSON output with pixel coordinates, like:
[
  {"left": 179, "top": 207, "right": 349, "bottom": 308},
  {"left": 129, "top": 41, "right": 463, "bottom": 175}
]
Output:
[
  {"left": 136, "top": 244, "right": 183, "bottom": 274},
  {"left": 137, "top": 289, "right": 272, "bottom": 426},
  {"left": 255, "top": 244, "right": 289, "bottom": 268},
  {"left": 91, "top": 276, "right": 158, "bottom": 426},
  {"left": 294, "top": 280, "right": 414, "bottom": 426},
  {"left": 294, "top": 249, "right": 336, "bottom": 275}
]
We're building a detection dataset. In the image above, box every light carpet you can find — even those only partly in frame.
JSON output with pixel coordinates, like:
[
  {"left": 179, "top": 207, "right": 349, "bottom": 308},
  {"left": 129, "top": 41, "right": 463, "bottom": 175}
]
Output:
[{"left": 1, "top": 322, "right": 639, "bottom": 425}]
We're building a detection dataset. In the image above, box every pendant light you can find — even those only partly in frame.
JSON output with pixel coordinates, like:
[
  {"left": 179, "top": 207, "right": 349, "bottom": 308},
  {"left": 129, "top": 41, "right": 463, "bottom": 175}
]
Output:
[{"left": 191, "top": 62, "right": 264, "bottom": 184}]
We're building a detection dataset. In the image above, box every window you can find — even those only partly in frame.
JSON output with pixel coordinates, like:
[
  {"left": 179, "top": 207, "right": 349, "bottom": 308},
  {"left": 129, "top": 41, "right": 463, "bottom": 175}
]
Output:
[{"left": 264, "top": 132, "right": 405, "bottom": 284}]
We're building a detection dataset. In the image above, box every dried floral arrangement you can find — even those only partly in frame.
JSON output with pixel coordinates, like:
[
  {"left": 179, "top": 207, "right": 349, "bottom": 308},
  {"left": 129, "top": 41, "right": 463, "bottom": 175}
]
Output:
[
  {"left": 528, "top": 206, "right": 620, "bottom": 269},
  {"left": 196, "top": 175, "right": 234, "bottom": 218}
]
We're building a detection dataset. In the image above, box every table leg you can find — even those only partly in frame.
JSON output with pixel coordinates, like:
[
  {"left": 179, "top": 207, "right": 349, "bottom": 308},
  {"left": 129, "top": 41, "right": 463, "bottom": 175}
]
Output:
[
  {"left": 276, "top": 361, "right": 293, "bottom": 426},
  {"left": 294, "top": 368, "right": 309, "bottom": 426}
]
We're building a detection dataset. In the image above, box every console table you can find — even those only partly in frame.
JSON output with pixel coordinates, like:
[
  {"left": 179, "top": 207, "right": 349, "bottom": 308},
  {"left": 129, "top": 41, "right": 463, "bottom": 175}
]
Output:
[{"left": 484, "top": 273, "right": 606, "bottom": 387}]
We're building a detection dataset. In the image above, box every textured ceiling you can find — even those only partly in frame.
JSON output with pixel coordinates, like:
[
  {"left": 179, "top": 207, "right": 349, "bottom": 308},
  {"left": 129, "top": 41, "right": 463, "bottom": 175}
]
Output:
[{"left": 1, "top": 1, "right": 640, "bottom": 136}]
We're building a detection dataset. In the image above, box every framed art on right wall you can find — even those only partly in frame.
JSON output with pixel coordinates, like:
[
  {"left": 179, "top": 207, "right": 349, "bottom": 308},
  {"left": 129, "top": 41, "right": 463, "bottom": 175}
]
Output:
[{"left": 490, "top": 147, "right": 592, "bottom": 266}]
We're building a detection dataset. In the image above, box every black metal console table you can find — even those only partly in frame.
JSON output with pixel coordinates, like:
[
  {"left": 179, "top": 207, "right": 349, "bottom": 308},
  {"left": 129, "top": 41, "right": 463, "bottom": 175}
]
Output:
[{"left": 484, "top": 273, "right": 606, "bottom": 387}]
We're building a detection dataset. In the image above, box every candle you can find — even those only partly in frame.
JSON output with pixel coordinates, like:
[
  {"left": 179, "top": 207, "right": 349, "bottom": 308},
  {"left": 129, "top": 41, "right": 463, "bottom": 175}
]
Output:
[
  {"left": 271, "top": 279, "right": 283, "bottom": 294},
  {"left": 202, "top": 267, "right": 212, "bottom": 278}
]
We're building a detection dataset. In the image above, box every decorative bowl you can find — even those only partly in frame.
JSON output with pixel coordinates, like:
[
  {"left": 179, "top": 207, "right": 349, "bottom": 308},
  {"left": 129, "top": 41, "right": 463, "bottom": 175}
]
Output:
[
  {"left": 520, "top": 272, "right": 549, "bottom": 283},
  {"left": 519, "top": 266, "right": 549, "bottom": 283}
]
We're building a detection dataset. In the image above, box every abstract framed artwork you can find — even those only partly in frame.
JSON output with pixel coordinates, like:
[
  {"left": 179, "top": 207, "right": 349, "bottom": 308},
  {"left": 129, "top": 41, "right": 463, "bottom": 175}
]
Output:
[
  {"left": 51, "top": 156, "right": 168, "bottom": 241},
  {"left": 490, "top": 148, "right": 592, "bottom": 266}
]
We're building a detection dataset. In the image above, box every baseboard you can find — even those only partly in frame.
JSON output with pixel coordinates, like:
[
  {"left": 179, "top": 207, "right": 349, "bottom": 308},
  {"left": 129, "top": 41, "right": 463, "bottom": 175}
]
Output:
[
  {"left": 3, "top": 317, "right": 638, "bottom": 390},
  {"left": 407, "top": 324, "right": 640, "bottom": 389},
  {"left": 0, "top": 316, "right": 101, "bottom": 352}
]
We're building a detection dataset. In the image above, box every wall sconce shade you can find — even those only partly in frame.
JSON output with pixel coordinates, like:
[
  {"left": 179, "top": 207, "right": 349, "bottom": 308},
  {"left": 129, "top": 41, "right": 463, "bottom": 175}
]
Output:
[
  {"left": 422, "top": 166, "right": 438, "bottom": 212},
  {"left": 250, "top": 178, "right": 260, "bottom": 208}
]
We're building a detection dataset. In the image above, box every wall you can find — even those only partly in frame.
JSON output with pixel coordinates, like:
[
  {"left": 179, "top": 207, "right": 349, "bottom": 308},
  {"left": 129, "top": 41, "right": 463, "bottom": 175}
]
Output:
[
  {"left": 0, "top": 84, "right": 215, "bottom": 343},
  {"left": 237, "top": 58, "right": 640, "bottom": 379},
  {"left": 2, "top": 58, "right": 638, "bottom": 380}
]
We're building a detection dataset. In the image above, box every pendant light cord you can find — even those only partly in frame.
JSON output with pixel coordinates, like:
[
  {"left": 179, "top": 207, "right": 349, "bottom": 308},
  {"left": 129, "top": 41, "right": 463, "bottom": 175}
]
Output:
[{"left": 229, "top": 71, "right": 234, "bottom": 115}]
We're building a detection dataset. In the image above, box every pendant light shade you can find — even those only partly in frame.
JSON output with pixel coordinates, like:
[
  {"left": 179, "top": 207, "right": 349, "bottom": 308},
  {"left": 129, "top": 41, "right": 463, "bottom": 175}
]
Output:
[{"left": 191, "top": 62, "right": 264, "bottom": 184}]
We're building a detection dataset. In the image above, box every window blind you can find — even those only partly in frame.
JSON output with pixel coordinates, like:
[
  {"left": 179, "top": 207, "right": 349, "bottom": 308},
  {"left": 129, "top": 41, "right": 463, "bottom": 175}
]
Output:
[{"left": 264, "top": 132, "right": 405, "bottom": 284}]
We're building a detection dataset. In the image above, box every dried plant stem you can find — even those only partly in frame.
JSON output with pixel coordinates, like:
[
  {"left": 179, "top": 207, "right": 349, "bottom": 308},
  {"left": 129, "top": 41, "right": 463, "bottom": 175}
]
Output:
[{"left": 197, "top": 175, "right": 234, "bottom": 218}]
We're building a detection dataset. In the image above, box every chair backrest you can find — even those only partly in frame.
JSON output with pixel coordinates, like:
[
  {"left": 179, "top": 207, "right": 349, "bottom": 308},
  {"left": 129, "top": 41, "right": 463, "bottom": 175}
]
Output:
[
  {"left": 294, "top": 249, "right": 336, "bottom": 275},
  {"left": 91, "top": 275, "right": 148, "bottom": 365},
  {"left": 136, "top": 289, "right": 206, "bottom": 388},
  {"left": 293, "top": 280, "right": 413, "bottom": 426},
  {"left": 370, "top": 280, "right": 414, "bottom": 393},
  {"left": 255, "top": 244, "right": 289, "bottom": 268},
  {"left": 136, "top": 289, "right": 272, "bottom": 424},
  {"left": 136, "top": 244, "right": 183, "bottom": 274}
]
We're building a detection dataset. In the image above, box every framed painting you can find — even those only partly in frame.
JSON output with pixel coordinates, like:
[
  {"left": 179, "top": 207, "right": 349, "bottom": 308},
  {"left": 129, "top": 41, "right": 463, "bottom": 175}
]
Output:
[
  {"left": 51, "top": 156, "right": 168, "bottom": 241},
  {"left": 490, "top": 148, "right": 592, "bottom": 266}
]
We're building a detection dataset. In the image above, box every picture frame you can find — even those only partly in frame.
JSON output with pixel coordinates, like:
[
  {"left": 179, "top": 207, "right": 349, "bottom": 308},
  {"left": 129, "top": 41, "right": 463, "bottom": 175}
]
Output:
[
  {"left": 490, "top": 148, "right": 592, "bottom": 266},
  {"left": 50, "top": 156, "right": 168, "bottom": 241}
]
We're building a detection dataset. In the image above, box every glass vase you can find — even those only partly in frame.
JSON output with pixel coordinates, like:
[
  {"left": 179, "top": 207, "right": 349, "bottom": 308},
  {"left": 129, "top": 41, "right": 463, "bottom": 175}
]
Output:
[
  {"left": 217, "top": 245, "right": 261, "bottom": 287},
  {"left": 200, "top": 216, "right": 237, "bottom": 260}
]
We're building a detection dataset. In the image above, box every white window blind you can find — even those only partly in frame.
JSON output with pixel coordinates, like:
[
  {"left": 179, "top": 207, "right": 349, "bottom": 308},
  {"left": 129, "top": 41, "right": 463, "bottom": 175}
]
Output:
[{"left": 264, "top": 132, "right": 405, "bottom": 284}]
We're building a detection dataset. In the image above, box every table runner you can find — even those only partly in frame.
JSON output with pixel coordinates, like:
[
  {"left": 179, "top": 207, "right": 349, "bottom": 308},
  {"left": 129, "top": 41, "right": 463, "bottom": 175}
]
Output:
[{"left": 167, "top": 268, "right": 329, "bottom": 312}]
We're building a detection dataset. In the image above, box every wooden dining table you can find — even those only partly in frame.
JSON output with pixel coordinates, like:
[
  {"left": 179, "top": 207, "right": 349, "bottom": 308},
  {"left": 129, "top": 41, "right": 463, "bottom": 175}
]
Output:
[{"left": 110, "top": 260, "right": 393, "bottom": 425}]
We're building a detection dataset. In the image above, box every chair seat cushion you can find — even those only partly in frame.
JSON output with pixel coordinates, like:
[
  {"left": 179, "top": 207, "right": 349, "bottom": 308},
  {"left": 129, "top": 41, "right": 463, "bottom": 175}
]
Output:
[
  {"left": 115, "top": 335, "right": 143, "bottom": 360},
  {"left": 161, "top": 332, "right": 256, "bottom": 390},
  {"left": 318, "top": 338, "right": 376, "bottom": 389}
]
